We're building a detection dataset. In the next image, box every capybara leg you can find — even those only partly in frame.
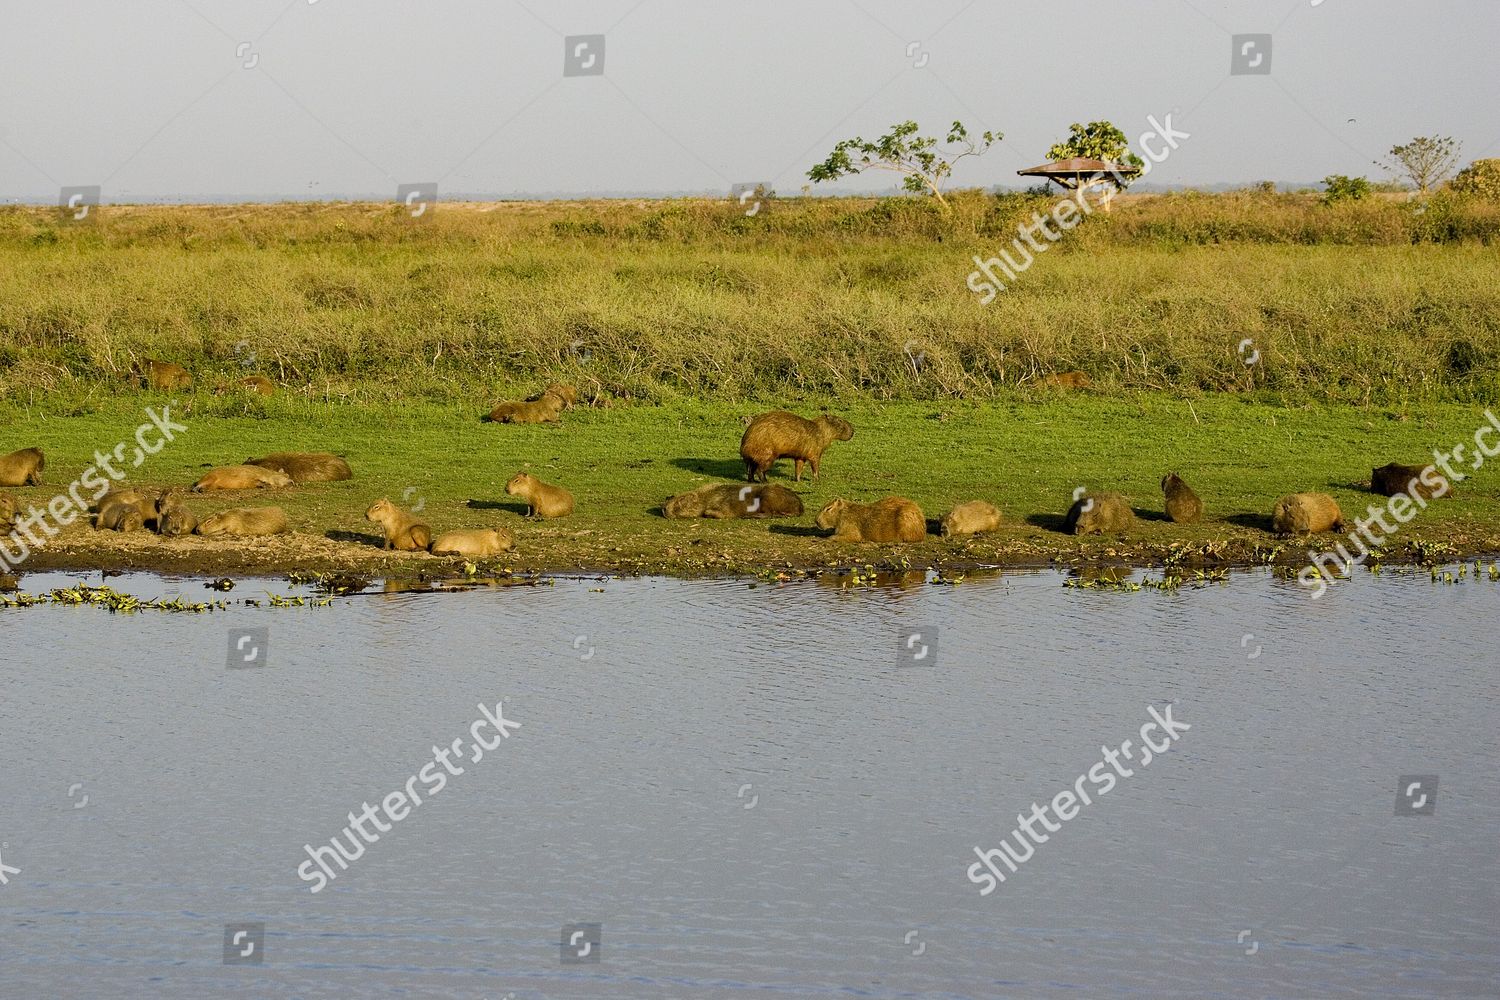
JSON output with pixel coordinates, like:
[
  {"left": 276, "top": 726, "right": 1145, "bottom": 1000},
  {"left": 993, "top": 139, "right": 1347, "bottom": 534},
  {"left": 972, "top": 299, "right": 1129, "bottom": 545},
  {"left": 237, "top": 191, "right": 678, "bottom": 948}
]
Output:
[
  {"left": 745, "top": 460, "right": 757, "bottom": 483},
  {"left": 810, "top": 458, "right": 820, "bottom": 480},
  {"left": 793, "top": 459, "right": 803, "bottom": 482}
]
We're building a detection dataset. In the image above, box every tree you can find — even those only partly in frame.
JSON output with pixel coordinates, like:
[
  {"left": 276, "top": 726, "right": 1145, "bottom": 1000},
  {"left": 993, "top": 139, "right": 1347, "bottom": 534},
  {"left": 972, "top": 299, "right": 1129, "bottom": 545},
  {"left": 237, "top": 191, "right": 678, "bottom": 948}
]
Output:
[
  {"left": 1377, "top": 136, "right": 1461, "bottom": 194},
  {"left": 807, "top": 120, "right": 1000, "bottom": 212},
  {"left": 1450, "top": 159, "right": 1500, "bottom": 200},
  {"left": 1045, "top": 120, "right": 1145, "bottom": 205},
  {"left": 1322, "top": 174, "right": 1371, "bottom": 204}
]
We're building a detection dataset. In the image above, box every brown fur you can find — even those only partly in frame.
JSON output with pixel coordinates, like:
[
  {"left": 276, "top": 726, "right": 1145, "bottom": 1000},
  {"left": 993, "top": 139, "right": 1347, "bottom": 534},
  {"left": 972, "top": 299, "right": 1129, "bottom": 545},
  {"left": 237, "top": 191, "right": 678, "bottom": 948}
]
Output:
[
  {"left": 0, "top": 447, "right": 45, "bottom": 487},
  {"left": 662, "top": 483, "right": 804, "bottom": 519},
  {"left": 245, "top": 452, "right": 353, "bottom": 483},
  {"left": 365, "top": 498, "right": 432, "bottom": 550},
  {"left": 1065, "top": 492, "right": 1136, "bottom": 535},
  {"left": 1272, "top": 493, "right": 1345, "bottom": 535},
  {"left": 815, "top": 497, "right": 926, "bottom": 543},
  {"left": 192, "top": 465, "right": 294, "bottom": 492},
  {"left": 939, "top": 500, "right": 1002, "bottom": 537},
  {"left": 487, "top": 394, "right": 564, "bottom": 424},
  {"left": 142, "top": 360, "right": 193, "bottom": 391},
  {"left": 196, "top": 506, "right": 290, "bottom": 537},
  {"left": 96, "top": 497, "right": 146, "bottom": 532},
  {"left": 92, "top": 485, "right": 147, "bottom": 512},
  {"left": 214, "top": 376, "right": 276, "bottom": 397},
  {"left": 505, "top": 473, "right": 574, "bottom": 518},
  {"left": 1041, "top": 371, "right": 1091, "bottom": 389},
  {"left": 0, "top": 492, "right": 16, "bottom": 534},
  {"left": 528, "top": 383, "right": 578, "bottom": 409},
  {"left": 429, "top": 528, "right": 516, "bottom": 557},
  {"left": 740, "top": 411, "right": 855, "bottom": 483},
  {"left": 1161, "top": 473, "right": 1204, "bottom": 524},
  {"left": 1371, "top": 462, "right": 1450, "bottom": 500},
  {"left": 154, "top": 490, "right": 198, "bottom": 537}
]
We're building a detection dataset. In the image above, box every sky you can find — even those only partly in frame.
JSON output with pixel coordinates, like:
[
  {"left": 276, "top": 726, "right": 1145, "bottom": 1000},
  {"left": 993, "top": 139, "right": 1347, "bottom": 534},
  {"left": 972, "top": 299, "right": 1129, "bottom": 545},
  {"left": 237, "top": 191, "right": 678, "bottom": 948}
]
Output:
[{"left": 1, "top": 0, "right": 1496, "bottom": 203}]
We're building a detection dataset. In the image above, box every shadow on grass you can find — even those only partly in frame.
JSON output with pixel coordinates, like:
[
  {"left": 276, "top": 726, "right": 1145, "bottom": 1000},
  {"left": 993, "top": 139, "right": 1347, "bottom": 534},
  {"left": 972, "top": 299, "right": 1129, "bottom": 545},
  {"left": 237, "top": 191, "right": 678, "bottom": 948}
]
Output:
[
  {"left": 1025, "top": 512, "right": 1071, "bottom": 534},
  {"left": 768, "top": 524, "right": 825, "bottom": 538},
  {"left": 326, "top": 529, "right": 383, "bottom": 548},
  {"left": 1225, "top": 512, "right": 1274, "bottom": 533},
  {"left": 466, "top": 499, "right": 530, "bottom": 516},
  {"left": 1132, "top": 507, "right": 1170, "bottom": 523},
  {"left": 670, "top": 457, "right": 746, "bottom": 479}
]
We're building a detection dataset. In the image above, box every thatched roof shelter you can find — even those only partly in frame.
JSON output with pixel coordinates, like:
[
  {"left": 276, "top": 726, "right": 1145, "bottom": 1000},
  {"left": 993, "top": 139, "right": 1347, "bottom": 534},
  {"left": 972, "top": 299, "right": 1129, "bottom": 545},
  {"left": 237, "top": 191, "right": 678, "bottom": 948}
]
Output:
[{"left": 1017, "top": 157, "right": 1141, "bottom": 192}]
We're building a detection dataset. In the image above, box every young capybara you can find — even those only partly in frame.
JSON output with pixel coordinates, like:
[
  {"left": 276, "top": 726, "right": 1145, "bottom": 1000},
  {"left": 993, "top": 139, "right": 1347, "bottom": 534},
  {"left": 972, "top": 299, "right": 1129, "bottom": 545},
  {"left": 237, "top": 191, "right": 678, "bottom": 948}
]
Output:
[
  {"left": 213, "top": 376, "right": 276, "bottom": 397},
  {"left": 529, "top": 383, "right": 578, "bottom": 410},
  {"left": 1371, "top": 462, "right": 1450, "bottom": 500},
  {"left": 0, "top": 447, "right": 45, "bottom": 487},
  {"left": 429, "top": 527, "right": 516, "bottom": 558},
  {"left": 192, "top": 465, "right": 293, "bottom": 492},
  {"left": 1161, "top": 473, "right": 1204, "bottom": 524},
  {"left": 939, "top": 500, "right": 1002, "bottom": 537},
  {"left": 96, "top": 496, "right": 146, "bottom": 532},
  {"left": 154, "top": 490, "right": 198, "bottom": 537},
  {"left": 245, "top": 452, "right": 353, "bottom": 483},
  {"left": 487, "top": 393, "right": 564, "bottom": 424},
  {"left": 1272, "top": 493, "right": 1345, "bottom": 535},
  {"left": 815, "top": 497, "right": 926, "bottom": 543},
  {"left": 505, "top": 473, "right": 574, "bottom": 518},
  {"left": 740, "top": 411, "right": 855, "bottom": 483},
  {"left": 662, "top": 482, "right": 804, "bottom": 519},
  {"left": 1064, "top": 492, "right": 1136, "bottom": 535},
  {"left": 196, "top": 506, "right": 290, "bottom": 537},
  {"left": 142, "top": 360, "right": 193, "bottom": 391},
  {"left": 365, "top": 498, "right": 432, "bottom": 551},
  {"left": 92, "top": 484, "right": 148, "bottom": 513},
  {"left": 1041, "top": 371, "right": 1091, "bottom": 389}
]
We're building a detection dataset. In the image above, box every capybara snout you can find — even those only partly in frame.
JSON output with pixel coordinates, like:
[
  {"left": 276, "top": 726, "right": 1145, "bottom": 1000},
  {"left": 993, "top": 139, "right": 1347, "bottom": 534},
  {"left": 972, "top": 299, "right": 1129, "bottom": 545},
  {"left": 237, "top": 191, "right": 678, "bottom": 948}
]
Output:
[{"left": 0, "top": 447, "right": 45, "bottom": 487}]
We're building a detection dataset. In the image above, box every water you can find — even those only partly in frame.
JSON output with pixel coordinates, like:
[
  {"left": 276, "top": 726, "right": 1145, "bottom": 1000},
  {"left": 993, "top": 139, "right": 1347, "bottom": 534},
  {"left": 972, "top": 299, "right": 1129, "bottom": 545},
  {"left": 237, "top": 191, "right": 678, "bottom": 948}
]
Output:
[{"left": 1, "top": 567, "right": 1496, "bottom": 999}]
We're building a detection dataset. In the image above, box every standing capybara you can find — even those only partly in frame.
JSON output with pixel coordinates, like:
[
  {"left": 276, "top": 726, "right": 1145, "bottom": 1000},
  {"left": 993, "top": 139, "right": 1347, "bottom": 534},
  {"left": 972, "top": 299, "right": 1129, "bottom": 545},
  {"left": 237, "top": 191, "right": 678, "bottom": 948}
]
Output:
[
  {"left": 487, "top": 393, "right": 564, "bottom": 424},
  {"left": 142, "top": 360, "right": 193, "bottom": 391},
  {"left": 1041, "top": 371, "right": 1091, "bottom": 389},
  {"left": 740, "top": 411, "right": 855, "bottom": 483},
  {"left": 1064, "top": 492, "right": 1136, "bottom": 535},
  {"left": 213, "top": 376, "right": 276, "bottom": 397},
  {"left": 662, "top": 483, "right": 804, "bottom": 519},
  {"left": 154, "top": 490, "right": 198, "bottom": 537},
  {"left": 429, "top": 527, "right": 516, "bottom": 558},
  {"left": 192, "top": 465, "right": 293, "bottom": 492},
  {"left": 96, "top": 495, "right": 146, "bottom": 532},
  {"left": 815, "top": 497, "right": 926, "bottom": 543},
  {"left": 196, "top": 507, "right": 290, "bottom": 537},
  {"left": 939, "top": 500, "right": 1002, "bottom": 537},
  {"left": 365, "top": 499, "right": 432, "bottom": 551},
  {"left": 529, "top": 384, "right": 578, "bottom": 410},
  {"left": 1161, "top": 473, "right": 1204, "bottom": 524},
  {"left": 1371, "top": 462, "right": 1450, "bottom": 500},
  {"left": 505, "top": 473, "right": 574, "bottom": 518},
  {"left": 1272, "top": 493, "right": 1345, "bottom": 535},
  {"left": 0, "top": 448, "right": 45, "bottom": 487},
  {"left": 245, "top": 452, "right": 353, "bottom": 483}
]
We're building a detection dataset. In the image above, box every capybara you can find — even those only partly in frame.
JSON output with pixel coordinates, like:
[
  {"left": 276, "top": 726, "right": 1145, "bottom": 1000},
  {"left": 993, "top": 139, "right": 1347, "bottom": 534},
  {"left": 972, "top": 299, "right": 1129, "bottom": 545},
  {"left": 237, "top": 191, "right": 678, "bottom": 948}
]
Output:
[
  {"left": 92, "top": 484, "right": 148, "bottom": 513},
  {"left": 1041, "top": 371, "right": 1091, "bottom": 389},
  {"left": 662, "top": 482, "right": 804, "bottom": 519},
  {"left": 740, "top": 411, "right": 855, "bottom": 483},
  {"left": 246, "top": 452, "right": 353, "bottom": 483},
  {"left": 196, "top": 506, "right": 290, "bottom": 537},
  {"left": 1272, "top": 493, "right": 1345, "bottom": 535},
  {"left": 1064, "top": 492, "right": 1136, "bottom": 535},
  {"left": 429, "top": 527, "right": 516, "bottom": 558},
  {"left": 192, "top": 465, "right": 293, "bottom": 492},
  {"left": 0, "top": 447, "right": 45, "bottom": 487},
  {"left": 505, "top": 472, "right": 574, "bottom": 518},
  {"left": 214, "top": 376, "right": 275, "bottom": 397},
  {"left": 1161, "top": 473, "right": 1204, "bottom": 524},
  {"left": 365, "top": 498, "right": 432, "bottom": 551},
  {"left": 0, "top": 492, "right": 16, "bottom": 533},
  {"left": 96, "top": 496, "right": 145, "bottom": 532},
  {"left": 529, "top": 383, "right": 578, "bottom": 410},
  {"left": 1371, "top": 462, "right": 1450, "bottom": 500},
  {"left": 142, "top": 360, "right": 193, "bottom": 391},
  {"left": 939, "top": 500, "right": 1002, "bottom": 537},
  {"left": 815, "top": 497, "right": 926, "bottom": 543},
  {"left": 154, "top": 490, "right": 198, "bottom": 537},
  {"left": 487, "top": 393, "right": 564, "bottom": 424}
]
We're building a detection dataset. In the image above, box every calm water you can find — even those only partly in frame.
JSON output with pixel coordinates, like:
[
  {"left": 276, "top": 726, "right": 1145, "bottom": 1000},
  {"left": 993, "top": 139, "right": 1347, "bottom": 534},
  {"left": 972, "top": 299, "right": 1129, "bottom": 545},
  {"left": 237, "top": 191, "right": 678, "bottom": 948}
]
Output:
[{"left": 1, "top": 567, "right": 1496, "bottom": 999}]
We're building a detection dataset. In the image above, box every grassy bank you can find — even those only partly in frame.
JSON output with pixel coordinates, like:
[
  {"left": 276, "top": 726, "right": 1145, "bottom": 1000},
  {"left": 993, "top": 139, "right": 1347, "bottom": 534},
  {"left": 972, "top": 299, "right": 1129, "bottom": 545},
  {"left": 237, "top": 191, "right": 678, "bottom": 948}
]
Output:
[
  {"left": 1, "top": 196, "right": 1497, "bottom": 406},
  {"left": 3, "top": 394, "right": 1498, "bottom": 581}
]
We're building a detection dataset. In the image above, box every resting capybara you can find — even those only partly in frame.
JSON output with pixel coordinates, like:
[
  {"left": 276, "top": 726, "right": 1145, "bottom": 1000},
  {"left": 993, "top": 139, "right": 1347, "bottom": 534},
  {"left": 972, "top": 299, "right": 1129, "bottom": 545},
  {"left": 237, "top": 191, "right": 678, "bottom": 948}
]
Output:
[
  {"left": 529, "top": 383, "right": 578, "bottom": 410},
  {"left": 96, "top": 496, "right": 146, "bottom": 532},
  {"left": 1064, "top": 492, "right": 1136, "bottom": 535},
  {"left": 0, "top": 492, "right": 16, "bottom": 533},
  {"left": 815, "top": 497, "right": 926, "bottom": 543},
  {"left": 487, "top": 393, "right": 564, "bottom": 424},
  {"left": 142, "top": 360, "right": 192, "bottom": 391},
  {"left": 154, "top": 490, "right": 198, "bottom": 537},
  {"left": 740, "top": 411, "right": 855, "bottom": 483},
  {"left": 662, "top": 482, "right": 804, "bottom": 519},
  {"left": 429, "top": 527, "right": 516, "bottom": 558},
  {"left": 196, "top": 506, "right": 290, "bottom": 537},
  {"left": 192, "top": 465, "right": 293, "bottom": 492},
  {"left": 0, "top": 447, "right": 45, "bottom": 487},
  {"left": 365, "top": 498, "right": 432, "bottom": 551},
  {"left": 505, "top": 473, "right": 574, "bottom": 518},
  {"left": 939, "top": 500, "right": 1002, "bottom": 537},
  {"left": 1041, "top": 371, "right": 1091, "bottom": 389},
  {"left": 92, "top": 484, "right": 148, "bottom": 513},
  {"left": 1161, "top": 473, "right": 1204, "bottom": 524},
  {"left": 1371, "top": 462, "right": 1450, "bottom": 500},
  {"left": 1272, "top": 493, "right": 1345, "bottom": 535},
  {"left": 246, "top": 452, "right": 353, "bottom": 483},
  {"left": 214, "top": 376, "right": 276, "bottom": 397}
]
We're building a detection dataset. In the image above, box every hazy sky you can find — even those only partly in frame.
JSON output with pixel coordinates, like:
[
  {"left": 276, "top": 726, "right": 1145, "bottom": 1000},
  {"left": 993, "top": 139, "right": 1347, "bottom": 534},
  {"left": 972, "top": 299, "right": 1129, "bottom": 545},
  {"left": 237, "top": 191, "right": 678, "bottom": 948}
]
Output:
[{"left": 2, "top": 0, "right": 1496, "bottom": 202}]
